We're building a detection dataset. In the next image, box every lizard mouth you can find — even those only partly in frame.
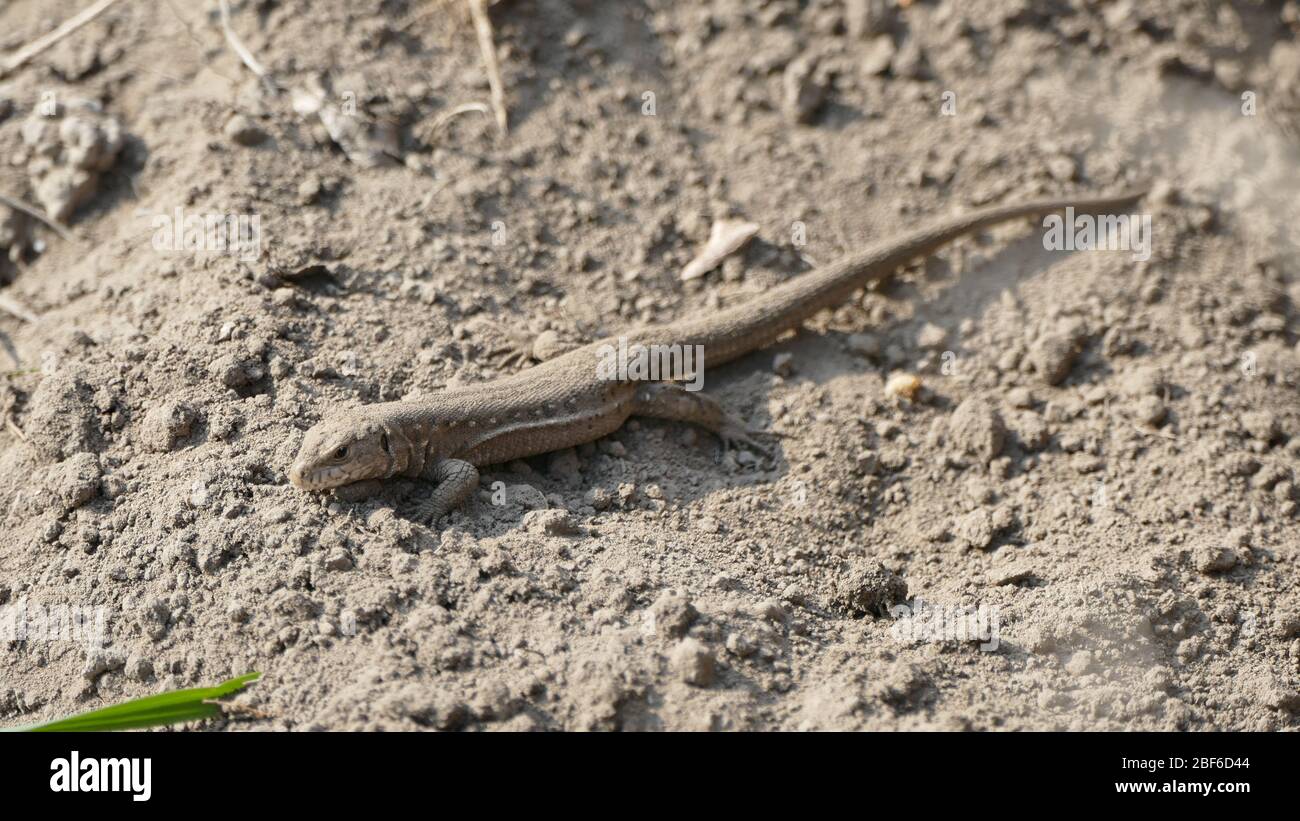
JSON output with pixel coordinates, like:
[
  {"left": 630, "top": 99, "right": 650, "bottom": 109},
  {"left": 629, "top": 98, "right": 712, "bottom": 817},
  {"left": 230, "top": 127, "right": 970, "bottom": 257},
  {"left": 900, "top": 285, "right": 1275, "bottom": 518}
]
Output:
[{"left": 289, "top": 463, "right": 351, "bottom": 491}]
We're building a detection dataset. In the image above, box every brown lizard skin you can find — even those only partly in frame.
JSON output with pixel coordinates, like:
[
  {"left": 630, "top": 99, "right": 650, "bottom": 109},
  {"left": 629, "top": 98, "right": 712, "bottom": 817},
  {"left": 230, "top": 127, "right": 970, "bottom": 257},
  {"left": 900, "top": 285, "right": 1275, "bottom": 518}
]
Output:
[{"left": 290, "top": 188, "right": 1147, "bottom": 521}]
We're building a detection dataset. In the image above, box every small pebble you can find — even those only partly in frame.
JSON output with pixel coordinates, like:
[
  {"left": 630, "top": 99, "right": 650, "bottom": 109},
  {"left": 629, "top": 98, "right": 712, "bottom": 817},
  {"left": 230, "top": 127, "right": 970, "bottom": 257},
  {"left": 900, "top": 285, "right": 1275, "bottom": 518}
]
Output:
[
  {"left": 1064, "top": 650, "right": 1095, "bottom": 676},
  {"left": 224, "top": 114, "right": 268, "bottom": 146},
  {"left": 884, "top": 372, "right": 922, "bottom": 401},
  {"left": 650, "top": 590, "right": 698, "bottom": 638},
  {"left": 1195, "top": 543, "right": 1238, "bottom": 574},
  {"left": 671, "top": 638, "right": 716, "bottom": 687},
  {"left": 1134, "top": 395, "right": 1167, "bottom": 426},
  {"left": 828, "top": 559, "right": 907, "bottom": 617},
  {"left": 772, "top": 351, "right": 795, "bottom": 377}
]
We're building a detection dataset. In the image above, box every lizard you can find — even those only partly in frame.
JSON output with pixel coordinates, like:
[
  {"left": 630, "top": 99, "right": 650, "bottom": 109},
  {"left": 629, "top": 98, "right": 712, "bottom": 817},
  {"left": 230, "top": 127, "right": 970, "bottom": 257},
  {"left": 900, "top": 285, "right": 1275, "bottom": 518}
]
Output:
[{"left": 289, "top": 188, "right": 1147, "bottom": 522}]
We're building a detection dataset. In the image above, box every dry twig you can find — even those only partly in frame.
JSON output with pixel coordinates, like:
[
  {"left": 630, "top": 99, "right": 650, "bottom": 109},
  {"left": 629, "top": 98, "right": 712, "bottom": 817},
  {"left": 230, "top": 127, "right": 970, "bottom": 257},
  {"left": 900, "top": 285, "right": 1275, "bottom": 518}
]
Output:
[
  {"left": 0, "top": 293, "right": 39, "bottom": 324},
  {"left": 427, "top": 101, "right": 492, "bottom": 145},
  {"left": 5, "top": 413, "right": 28, "bottom": 442},
  {"left": 466, "top": 0, "right": 508, "bottom": 136},
  {"left": 0, "top": 192, "right": 80, "bottom": 245},
  {"left": 0, "top": 0, "right": 126, "bottom": 78},
  {"left": 217, "top": 0, "right": 277, "bottom": 92}
]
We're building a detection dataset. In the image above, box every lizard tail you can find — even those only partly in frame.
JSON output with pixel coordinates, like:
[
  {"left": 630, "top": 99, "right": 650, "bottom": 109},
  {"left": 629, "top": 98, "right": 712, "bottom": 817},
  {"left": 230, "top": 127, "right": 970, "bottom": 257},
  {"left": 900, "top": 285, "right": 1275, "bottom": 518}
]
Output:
[{"left": 664, "top": 187, "right": 1150, "bottom": 368}]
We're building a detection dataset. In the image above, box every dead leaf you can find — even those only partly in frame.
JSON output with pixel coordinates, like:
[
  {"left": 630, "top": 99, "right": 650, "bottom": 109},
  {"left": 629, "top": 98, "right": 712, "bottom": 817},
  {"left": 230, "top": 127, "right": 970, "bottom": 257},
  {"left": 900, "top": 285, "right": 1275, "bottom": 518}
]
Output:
[{"left": 680, "top": 218, "right": 759, "bottom": 281}]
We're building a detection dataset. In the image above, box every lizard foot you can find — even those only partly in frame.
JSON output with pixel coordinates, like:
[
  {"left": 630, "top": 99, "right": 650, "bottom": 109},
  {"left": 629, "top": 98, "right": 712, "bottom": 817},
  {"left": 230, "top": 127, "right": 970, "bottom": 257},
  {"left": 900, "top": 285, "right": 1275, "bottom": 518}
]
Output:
[
  {"left": 410, "top": 498, "right": 451, "bottom": 526},
  {"left": 630, "top": 382, "right": 783, "bottom": 467},
  {"left": 716, "top": 422, "right": 783, "bottom": 467},
  {"left": 487, "top": 328, "right": 582, "bottom": 369},
  {"left": 486, "top": 330, "right": 536, "bottom": 369}
]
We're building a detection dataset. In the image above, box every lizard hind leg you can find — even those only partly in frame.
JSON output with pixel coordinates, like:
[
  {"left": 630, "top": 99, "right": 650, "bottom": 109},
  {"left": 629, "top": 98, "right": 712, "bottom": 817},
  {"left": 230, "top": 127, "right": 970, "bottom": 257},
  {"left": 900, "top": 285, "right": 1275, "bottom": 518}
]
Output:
[
  {"left": 413, "top": 458, "right": 480, "bottom": 524},
  {"left": 631, "top": 382, "right": 779, "bottom": 464}
]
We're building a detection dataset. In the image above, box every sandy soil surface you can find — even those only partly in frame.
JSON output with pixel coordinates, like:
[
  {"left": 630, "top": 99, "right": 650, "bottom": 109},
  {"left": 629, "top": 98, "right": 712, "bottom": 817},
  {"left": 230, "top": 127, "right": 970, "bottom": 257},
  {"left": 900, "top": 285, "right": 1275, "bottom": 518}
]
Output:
[{"left": 1, "top": 0, "right": 1299, "bottom": 731}]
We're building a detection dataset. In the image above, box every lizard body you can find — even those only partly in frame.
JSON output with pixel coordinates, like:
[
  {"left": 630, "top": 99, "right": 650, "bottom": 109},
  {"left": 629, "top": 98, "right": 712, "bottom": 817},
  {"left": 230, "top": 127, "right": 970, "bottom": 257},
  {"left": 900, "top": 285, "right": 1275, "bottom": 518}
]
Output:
[{"left": 290, "top": 189, "right": 1146, "bottom": 520}]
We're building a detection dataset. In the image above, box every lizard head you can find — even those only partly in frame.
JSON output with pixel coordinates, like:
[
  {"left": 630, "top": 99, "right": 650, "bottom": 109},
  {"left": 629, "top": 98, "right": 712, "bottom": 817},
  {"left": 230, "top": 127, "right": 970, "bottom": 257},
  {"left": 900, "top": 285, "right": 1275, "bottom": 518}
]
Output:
[{"left": 289, "top": 415, "right": 393, "bottom": 491}]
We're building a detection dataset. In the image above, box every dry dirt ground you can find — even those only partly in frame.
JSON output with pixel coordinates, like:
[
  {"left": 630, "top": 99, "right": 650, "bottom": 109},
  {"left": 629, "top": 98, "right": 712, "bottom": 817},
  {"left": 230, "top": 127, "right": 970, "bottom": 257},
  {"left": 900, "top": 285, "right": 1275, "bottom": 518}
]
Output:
[{"left": 1, "top": 0, "right": 1299, "bottom": 731}]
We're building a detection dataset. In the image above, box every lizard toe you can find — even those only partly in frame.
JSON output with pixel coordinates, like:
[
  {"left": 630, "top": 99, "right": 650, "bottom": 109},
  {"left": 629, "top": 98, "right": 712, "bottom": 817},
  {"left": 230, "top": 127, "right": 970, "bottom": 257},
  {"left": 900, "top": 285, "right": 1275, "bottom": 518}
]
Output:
[{"left": 717, "top": 424, "right": 780, "bottom": 467}]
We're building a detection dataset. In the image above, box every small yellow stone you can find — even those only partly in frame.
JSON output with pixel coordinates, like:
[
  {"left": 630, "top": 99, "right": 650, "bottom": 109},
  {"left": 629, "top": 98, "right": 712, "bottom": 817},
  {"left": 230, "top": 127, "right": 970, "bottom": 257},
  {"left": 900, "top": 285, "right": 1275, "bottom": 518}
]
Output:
[{"left": 884, "top": 372, "right": 922, "bottom": 401}]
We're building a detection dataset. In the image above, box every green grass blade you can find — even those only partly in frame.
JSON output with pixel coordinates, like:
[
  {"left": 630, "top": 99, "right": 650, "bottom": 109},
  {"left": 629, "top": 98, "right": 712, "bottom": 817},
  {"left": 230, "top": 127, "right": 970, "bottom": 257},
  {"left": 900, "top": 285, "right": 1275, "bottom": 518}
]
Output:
[
  {"left": 3, "top": 672, "right": 261, "bottom": 732},
  {"left": 28, "top": 704, "right": 224, "bottom": 732}
]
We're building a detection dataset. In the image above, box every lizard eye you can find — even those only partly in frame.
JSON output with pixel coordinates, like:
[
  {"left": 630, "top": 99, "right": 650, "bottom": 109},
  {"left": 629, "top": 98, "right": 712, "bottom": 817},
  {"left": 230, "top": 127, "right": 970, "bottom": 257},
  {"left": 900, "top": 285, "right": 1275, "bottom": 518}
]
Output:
[{"left": 332, "top": 445, "right": 349, "bottom": 460}]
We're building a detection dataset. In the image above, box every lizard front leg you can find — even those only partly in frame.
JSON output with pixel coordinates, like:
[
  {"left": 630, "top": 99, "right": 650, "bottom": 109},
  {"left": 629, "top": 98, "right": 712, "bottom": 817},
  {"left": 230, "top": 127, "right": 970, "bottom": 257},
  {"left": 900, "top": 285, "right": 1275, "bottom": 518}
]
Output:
[
  {"left": 412, "top": 458, "right": 480, "bottom": 523},
  {"left": 330, "top": 479, "right": 387, "bottom": 503},
  {"left": 631, "top": 382, "right": 779, "bottom": 462},
  {"left": 488, "top": 328, "right": 581, "bottom": 368}
]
